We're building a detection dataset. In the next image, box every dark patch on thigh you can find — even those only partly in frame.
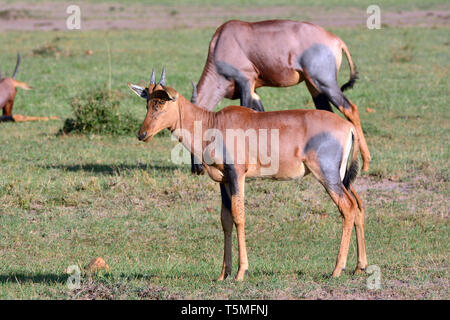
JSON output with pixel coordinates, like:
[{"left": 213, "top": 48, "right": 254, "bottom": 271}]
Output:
[
  {"left": 298, "top": 44, "right": 337, "bottom": 87},
  {"left": 299, "top": 44, "right": 351, "bottom": 109},
  {"left": 220, "top": 183, "right": 231, "bottom": 211},
  {"left": 304, "top": 132, "right": 343, "bottom": 194}
]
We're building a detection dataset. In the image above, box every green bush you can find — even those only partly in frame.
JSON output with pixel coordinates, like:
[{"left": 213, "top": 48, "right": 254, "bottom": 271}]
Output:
[{"left": 61, "top": 87, "right": 140, "bottom": 136}]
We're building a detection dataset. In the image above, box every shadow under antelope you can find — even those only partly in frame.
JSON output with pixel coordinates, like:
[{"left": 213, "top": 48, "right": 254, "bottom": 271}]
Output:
[{"left": 129, "top": 70, "right": 368, "bottom": 281}]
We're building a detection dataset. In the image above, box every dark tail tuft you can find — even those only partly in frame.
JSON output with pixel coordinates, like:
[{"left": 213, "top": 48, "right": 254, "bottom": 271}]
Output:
[
  {"left": 343, "top": 131, "right": 360, "bottom": 189},
  {"left": 340, "top": 69, "right": 358, "bottom": 92},
  {"left": 343, "top": 157, "right": 359, "bottom": 190}
]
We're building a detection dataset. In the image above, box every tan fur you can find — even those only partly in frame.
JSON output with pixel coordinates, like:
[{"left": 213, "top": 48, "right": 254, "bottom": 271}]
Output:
[{"left": 131, "top": 82, "right": 368, "bottom": 280}]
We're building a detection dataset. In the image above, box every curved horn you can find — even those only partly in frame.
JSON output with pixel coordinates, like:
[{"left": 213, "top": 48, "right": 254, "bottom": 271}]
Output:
[
  {"left": 191, "top": 81, "right": 198, "bottom": 104},
  {"left": 12, "top": 52, "right": 21, "bottom": 79},
  {"left": 159, "top": 67, "right": 166, "bottom": 86},
  {"left": 149, "top": 69, "right": 155, "bottom": 86}
]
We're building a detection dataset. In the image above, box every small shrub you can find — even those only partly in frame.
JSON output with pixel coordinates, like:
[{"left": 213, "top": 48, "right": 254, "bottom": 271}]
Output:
[{"left": 61, "top": 87, "right": 140, "bottom": 136}]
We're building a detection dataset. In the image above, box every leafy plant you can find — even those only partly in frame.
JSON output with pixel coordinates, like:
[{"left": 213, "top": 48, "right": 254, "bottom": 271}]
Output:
[{"left": 61, "top": 87, "right": 139, "bottom": 136}]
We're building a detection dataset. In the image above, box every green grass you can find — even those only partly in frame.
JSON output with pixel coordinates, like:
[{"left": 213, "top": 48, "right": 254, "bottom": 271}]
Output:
[{"left": 0, "top": 21, "right": 449, "bottom": 298}]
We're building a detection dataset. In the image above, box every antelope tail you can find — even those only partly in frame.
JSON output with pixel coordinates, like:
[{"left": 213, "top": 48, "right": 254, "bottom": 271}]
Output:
[
  {"left": 340, "top": 42, "right": 358, "bottom": 92},
  {"left": 343, "top": 129, "right": 360, "bottom": 189}
]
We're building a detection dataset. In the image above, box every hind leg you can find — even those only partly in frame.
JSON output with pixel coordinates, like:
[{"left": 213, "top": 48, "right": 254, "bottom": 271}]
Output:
[
  {"left": 349, "top": 185, "right": 368, "bottom": 273},
  {"left": 1, "top": 101, "right": 15, "bottom": 122},
  {"left": 304, "top": 133, "right": 358, "bottom": 276},
  {"left": 328, "top": 187, "right": 357, "bottom": 276},
  {"left": 300, "top": 44, "right": 371, "bottom": 171},
  {"left": 305, "top": 79, "right": 333, "bottom": 112},
  {"left": 316, "top": 83, "right": 371, "bottom": 172},
  {"left": 250, "top": 90, "right": 265, "bottom": 112},
  {"left": 305, "top": 159, "right": 357, "bottom": 277}
]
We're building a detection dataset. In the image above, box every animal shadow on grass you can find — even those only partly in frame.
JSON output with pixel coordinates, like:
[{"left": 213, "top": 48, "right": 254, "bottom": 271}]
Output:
[
  {"left": 0, "top": 272, "right": 65, "bottom": 284},
  {"left": 41, "top": 162, "right": 181, "bottom": 175}
]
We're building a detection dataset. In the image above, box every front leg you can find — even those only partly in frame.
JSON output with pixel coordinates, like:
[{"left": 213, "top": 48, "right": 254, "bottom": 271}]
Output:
[
  {"left": 191, "top": 153, "right": 205, "bottom": 175},
  {"left": 229, "top": 173, "right": 248, "bottom": 281},
  {"left": 217, "top": 184, "right": 233, "bottom": 281}
]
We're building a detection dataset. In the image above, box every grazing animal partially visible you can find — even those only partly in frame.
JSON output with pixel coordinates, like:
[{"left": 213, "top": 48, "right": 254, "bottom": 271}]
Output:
[
  {"left": 0, "top": 53, "right": 31, "bottom": 122},
  {"left": 129, "top": 70, "right": 368, "bottom": 281},
  {"left": 191, "top": 19, "right": 371, "bottom": 174}
]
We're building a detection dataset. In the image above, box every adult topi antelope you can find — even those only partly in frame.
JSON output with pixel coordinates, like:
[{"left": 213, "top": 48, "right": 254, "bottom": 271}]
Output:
[
  {"left": 129, "top": 70, "right": 368, "bottom": 280},
  {"left": 0, "top": 54, "right": 57, "bottom": 122},
  {"left": 191, "top": 19, "right": 371, "bottom": 173},
  {"left": 0, "top": 53, "right": 32, "bottom": 122}
]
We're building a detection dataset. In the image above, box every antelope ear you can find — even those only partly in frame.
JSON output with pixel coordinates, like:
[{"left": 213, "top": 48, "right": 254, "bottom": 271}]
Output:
[
  {"left": 128, "top": 83, "right": 147, "bottom": 99},
  {"left": 163, "top": 86, "right": 179, "bottom": 101}
]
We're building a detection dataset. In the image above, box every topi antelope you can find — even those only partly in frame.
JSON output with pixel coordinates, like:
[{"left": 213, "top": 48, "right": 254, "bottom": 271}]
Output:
[
  {"left": 191, "top": 19, "right": 371, "bottom": 174},
  {"left": 129, "top": 70, "right": 368, "bottom": 281},
  {"left": 0, "top": 54, "right": 57, "bottom": 122},
  {"left": 0, "top": 53, "right": 32, "bottom": 122}
]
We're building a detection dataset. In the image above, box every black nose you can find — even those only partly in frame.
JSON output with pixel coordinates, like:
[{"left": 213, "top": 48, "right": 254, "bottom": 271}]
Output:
[{"left": 138, "top": 131, "right": 147, "bottom": 141}]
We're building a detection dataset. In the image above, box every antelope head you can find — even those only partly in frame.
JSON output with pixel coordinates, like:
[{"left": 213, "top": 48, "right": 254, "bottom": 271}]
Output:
[{"left": 128, "top": 68, "right": 180, "bottom": 142}]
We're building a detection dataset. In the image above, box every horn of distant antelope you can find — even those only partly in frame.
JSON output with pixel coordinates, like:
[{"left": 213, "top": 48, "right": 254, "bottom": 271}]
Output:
[
  {"left": 159, "top": 67, "right": 166, "bottom": 86},
  {"left": 12, "top": 53, "right": 21, "bottom": 79}
]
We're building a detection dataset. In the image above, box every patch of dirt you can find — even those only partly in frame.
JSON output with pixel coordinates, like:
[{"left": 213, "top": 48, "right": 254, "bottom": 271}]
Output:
[
  {"left": 354, "top": 176, "right": 412, "bottom": 194},
  {"left": 0, "top": 2, "right": 449, "bottom": 31}
]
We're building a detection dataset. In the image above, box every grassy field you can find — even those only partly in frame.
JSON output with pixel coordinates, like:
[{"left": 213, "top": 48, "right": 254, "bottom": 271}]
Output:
[{"left": 0, "top": 5, "right": 449, "bottom": 299}]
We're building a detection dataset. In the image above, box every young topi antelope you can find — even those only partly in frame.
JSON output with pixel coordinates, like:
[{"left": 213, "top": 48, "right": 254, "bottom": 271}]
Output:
[{"left": 129, "top": 70, "right": 368, "bottom": 280}]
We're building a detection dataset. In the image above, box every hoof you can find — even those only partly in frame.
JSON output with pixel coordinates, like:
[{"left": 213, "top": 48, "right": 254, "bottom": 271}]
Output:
[
  {"left": 234, "top": 270, "right": 248, "bottom": 281},
  {"left": 331, "top": 269, "right": 343, "bottom": 278},
  {"left": 353, "top": 267, "right": 366, "bottom": 275}
]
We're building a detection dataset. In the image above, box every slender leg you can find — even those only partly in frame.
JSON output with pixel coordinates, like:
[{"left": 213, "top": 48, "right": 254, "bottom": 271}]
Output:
[
  {"left": 1, "top": 101, "right": 14, "bottom": 121},
  {"left": 336, "top": 100, "right": 371, "bottom": 172},
  {"left": 327, "top": 187, "right": 357, "bottom": 277},
  {"left": 237, "top": 80, "right": 253, "bottom": 110},
  {"left": 191, "top": 153, "right": 205, "bottom": 175},
  {"left": 230, "top": 175, "right": 248, "bottom": 281},
  {"left": 350, "top": 185, "right": 368, "bottom": 273},
  {"left": 218, "top": 184, "right": 234, "bottom": 281},
  {"left": 315, "top": 84, "right": 371, "bottom": 172},
  {"left": 305, "top": 80, "right": 333, "bottom": 112},
  {"left": 250, "top": 91, "right": 265, "bottom": 112}
]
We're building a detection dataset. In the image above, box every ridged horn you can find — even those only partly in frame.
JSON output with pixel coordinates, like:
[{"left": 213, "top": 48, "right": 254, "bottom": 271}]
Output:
[
  {"left": 149, "top": 69, "right": 155, "bottom": 86},
  {"left": 159, "top": 67, "right": 166, "bottom": 86}
]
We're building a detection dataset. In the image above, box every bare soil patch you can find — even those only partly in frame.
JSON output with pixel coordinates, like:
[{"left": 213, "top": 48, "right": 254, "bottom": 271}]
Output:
[{"left": 0, "top": 2, "right": 449, "bottom": 31}]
